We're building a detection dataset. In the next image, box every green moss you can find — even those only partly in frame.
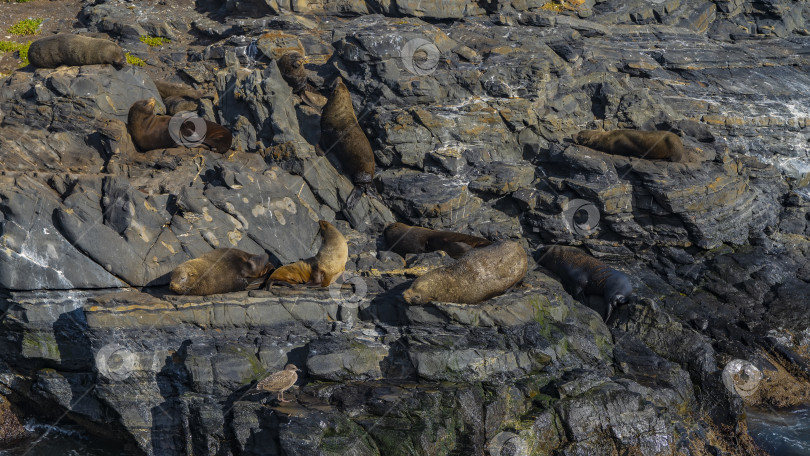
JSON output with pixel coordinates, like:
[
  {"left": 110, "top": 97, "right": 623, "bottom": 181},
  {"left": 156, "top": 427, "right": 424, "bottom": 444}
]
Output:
[
  {"left": 0, "top": 41, "right": 31, "bottom": 67},
  {"left": 8, "top": 18, "right": 42, "bottom": 36},
  {"left": 139, "top": 35, "right": 170, "bottom": 47},
  {"left": 22, "top": 332, "right": 61, "bottom": 360},
  {"left": 126, "top": 53, "right": 145, "bottom": 67}
]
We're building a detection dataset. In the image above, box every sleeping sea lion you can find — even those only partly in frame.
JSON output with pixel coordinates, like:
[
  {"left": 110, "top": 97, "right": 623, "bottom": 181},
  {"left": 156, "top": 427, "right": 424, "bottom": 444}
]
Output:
[
  {"left": 28, "top": 34, "right": 126, "bottom": 69},
  {"left": 402, "top": 241, "right": 527, "bottom": 305},
  {"left": 537, "top": 245, "right": 633, "bottom": 321},
  {"left": 319, "top": 78, "right": 377, "bottom": 208},
  {"left": 268, "top": 220, "right": 349, "bottom": 287},
  {"left": 574, "top": 129, "right": 690, "bottom": 163},
  {"left": 127, "top": 98, "right": 232, "bottom": 153},
  {"left": 170, "top": 248, "right": 273, "bottom": 295},
  {"left": 384, "top": 222, "right": 492, "bottom": 259}
]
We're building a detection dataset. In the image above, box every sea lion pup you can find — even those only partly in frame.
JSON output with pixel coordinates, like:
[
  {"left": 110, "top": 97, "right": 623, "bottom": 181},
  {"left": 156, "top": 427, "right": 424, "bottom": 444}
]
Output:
[
  {"left": 402, "top": 241, "right": 527, "bottom": 305},
  {"left": 28, "top": 34, "right": 126, "bottom": 69},
  {"left": 277, "top": 52, "right": 325, "bottom": 109},
  {"left": 319, "top": 78, "right": 377, "bottom": 208},
  {"left": 153, "top": 80, "right": 206, "bottom": 116},
  {"left": 537, "top": 245, "right": 633, "bottom": 322},
  {"left": 170, "top": 248, "right": 273, "bottom": 296},
  {"left": 277, "top": 52, "right": 308, "bottom": 95},
  {"left": 574, "top": 129, "right": 688, "bottom": 163},
  {"left": 127, "top": 98, "right": 233, "bottom": 153},
  {"left": 384, "top": 222, "right": 492, "bottom": 259},
  {"left": 268, "top": 220, "right": 349, "bottom": 287}
]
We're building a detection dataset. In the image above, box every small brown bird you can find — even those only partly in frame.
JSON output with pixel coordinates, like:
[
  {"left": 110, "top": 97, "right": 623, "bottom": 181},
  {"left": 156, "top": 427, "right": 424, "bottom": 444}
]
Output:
[{"left": 256, "top": 364, "right": 300, "bottom": 402}]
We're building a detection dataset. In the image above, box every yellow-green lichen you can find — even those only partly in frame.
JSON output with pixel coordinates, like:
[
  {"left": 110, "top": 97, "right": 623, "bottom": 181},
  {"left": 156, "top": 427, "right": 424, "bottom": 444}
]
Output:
[
  {"left": 139, "top": 35, "right": 170, "bottom": 47},
  {"left": 8, "top": 18, "right": 42, "bottom": 36},
  {"left": 126, "top": 52, "right": 145, "bottom": 66}
]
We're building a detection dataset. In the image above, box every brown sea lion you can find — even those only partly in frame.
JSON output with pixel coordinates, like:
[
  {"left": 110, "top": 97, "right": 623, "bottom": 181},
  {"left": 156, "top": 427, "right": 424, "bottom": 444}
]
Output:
[
  {"left": 127, "top": 98, "right": 233, "bottom": 153},
  {"left": 162, "top": 95, "right": 199, "bottom": 116},
  {"left": 319, "top": 78, "right": 377, "bottom": 208},
  {"left": 153, "top": 80, "right": 206, "bottom": 115},
  {"left": 277, "top": 52, "right": 308, "bottom": 94},
  {"left": 574, "top": 129, "right": 690, "bottom": 163},
  {"left": 402, "top": 241, "right": 527, "bottom": 305},
  {"left": 277, "top": 52, "right": 325, "bottom": 109},
  {"left": 154, "top": 80, "right": 206, "bottom": 100},
  {"left": 28, "top": 34, "right": 126, "bottom": 69},
  {"left": 170, "top": 248, "right": 273, "bottom": 296},
  {"left": 384, "top": 222, "right": 492, "bottom": 259},
  {"left": 268, "top": 220, "right": 349, "bottom": 287},
  {"left": 537, "top": 245, "right": 633, "bottom": 321}
]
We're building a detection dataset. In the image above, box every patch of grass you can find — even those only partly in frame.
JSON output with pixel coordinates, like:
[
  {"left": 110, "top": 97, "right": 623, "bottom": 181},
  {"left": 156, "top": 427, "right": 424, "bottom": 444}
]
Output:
[
  {"left": 8, "top": 18, "right": 42, "bottom": 36},
  {"left": 139, "top": 35, "right": 170, "bottom": 47},
  {"left": 0, "top": 40, "right": 32, "bottom": 66},
  {"left": 126, "top": 52, "right": 145, "bottom": 67}
]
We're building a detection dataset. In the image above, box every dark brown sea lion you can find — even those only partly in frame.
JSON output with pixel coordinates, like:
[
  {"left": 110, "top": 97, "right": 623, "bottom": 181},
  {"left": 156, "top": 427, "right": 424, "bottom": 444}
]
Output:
[
  {"left": 153, "top": 80, "right": 206, "bottom": 115},
  {"left": 277, "top": 52, "right": 325, "bottom": 109},
  {"left": 384, "top": 222, "right": 492, "bottom": 259},
  {"left": 575, "top": 129, "right": 690, "bottom": 163},
  {"left": 537, "top": 245, "right": 633, "bottom": 321},
  {"left": 170, "top": 248, "right": 273, "bottom": 296},
  {"left": 268, "top": 220, "right": 349, "bottom": 287},
  {"left": 127, "top": 98, "right": 233, "bottom": 153},
  {"left": 402, "top": 241, "right": 527, "bottom": 305},
  {"left": 319, "top": 78, "right": 377, "bottom": 208},
  {"left": 154, "top": 80, "right": 206, "bottom": 100},
  {"left": 28, "top": 34, "right": 126, "bottom": 69},
  {"left": 162, "top": 95, "right": 199, "bottom": 116},
  {"left": 277, "top": 52, "right": 308, "bottom": 94}
]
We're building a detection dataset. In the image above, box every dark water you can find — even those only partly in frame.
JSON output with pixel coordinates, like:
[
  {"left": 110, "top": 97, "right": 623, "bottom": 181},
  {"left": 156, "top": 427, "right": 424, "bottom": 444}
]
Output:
[
  {"left": 747, "top": 406, "right": 810, "bottom": 456},
  {"left": 0, "top": 422, "right": 125, "bottom": 456}
]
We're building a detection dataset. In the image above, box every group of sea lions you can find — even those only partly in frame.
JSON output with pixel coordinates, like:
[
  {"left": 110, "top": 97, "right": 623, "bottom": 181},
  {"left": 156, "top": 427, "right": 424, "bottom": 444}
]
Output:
[{"left": 25, "top": 32, "right": 659, "bottom": 320}]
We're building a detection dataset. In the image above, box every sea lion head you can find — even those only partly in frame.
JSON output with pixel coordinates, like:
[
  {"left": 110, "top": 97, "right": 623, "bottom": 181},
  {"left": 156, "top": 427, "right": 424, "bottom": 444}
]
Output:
[
  {"left": 402, "top": 278, "right": 433, "bottom": 305},
  {"left": 130, "top": 98, "right": 157, "bottom": 116},
  {"left": 574, "top": 130, "right": 600, "bottom": 146},
  {"left": 280, "top": 51, "right": 304, "bottom": 69},
  {"left": 318, "top": 220, "right": 330, "bottom": 232},
  {"left": 169, "top": 263, "right": 198, "bottom": 295},
  {"left": 112, "top": 49, "right": 126, "bottom": 69}
]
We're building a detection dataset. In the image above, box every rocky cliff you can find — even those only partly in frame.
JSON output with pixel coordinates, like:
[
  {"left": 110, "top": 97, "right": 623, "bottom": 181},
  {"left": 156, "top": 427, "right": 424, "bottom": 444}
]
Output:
[{"left": 1, "top": 0, "right": 810, "bottom": 454}]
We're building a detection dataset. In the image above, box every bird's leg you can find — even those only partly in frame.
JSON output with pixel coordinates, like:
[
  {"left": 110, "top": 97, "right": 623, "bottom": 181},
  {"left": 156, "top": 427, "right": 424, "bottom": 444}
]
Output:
[{"left": 278, "top": 391, "right": 290, "bottom": 403}]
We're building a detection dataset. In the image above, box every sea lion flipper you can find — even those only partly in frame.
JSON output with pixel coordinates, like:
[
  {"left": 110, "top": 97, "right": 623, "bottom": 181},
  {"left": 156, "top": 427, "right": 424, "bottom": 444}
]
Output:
[{"left": 301, "top": 91, "right": 327, "bottom": 110}]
